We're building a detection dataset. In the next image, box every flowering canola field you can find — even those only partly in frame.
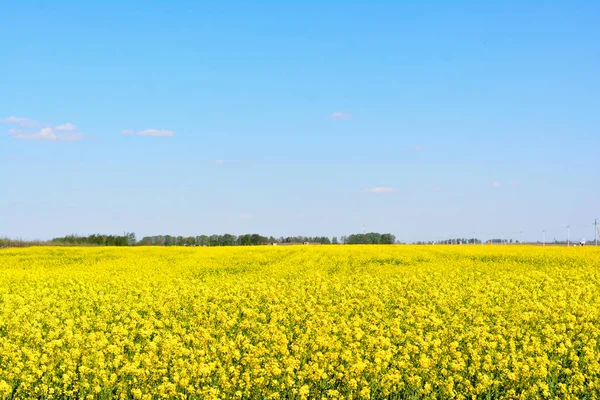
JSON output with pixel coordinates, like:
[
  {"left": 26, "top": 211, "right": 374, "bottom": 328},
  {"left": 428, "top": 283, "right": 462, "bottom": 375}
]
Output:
[{"left": 1, "top": 245, "right": 600, "bottom": 399}]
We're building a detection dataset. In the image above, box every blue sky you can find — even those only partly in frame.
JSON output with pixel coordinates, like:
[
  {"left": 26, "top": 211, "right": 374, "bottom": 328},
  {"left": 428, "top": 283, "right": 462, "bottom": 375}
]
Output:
[{"left": 1, "top": 1, "right": 599, "bottom": 242}]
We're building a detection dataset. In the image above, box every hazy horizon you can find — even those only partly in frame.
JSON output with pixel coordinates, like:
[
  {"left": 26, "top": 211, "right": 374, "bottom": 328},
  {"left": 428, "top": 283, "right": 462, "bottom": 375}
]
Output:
[{"left": 2, "top": 2, "right": 599, "bottom": 243}]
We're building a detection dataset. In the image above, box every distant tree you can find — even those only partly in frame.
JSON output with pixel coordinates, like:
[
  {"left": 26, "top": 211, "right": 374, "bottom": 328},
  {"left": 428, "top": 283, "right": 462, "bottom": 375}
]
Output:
[
  {"left": 332, "top": 237, "right": 338, "bottom": 244},
  {"left": 345, "top": 232, "right": 395, "bottom": 245},
  {"left": 222, "top": 234, "right": 236, "bottom": 246},
  {"left": 209, "top": 235, "right": 220, "bottom": 246},
  {"left": 367, "top": 233, "right": 382, "bottom": 244},
  {"left": 250, "top": 234, "right": 267, "bottom": 245},
  {"left": 380, "top": 234, "right": 396, "bottom": 244},
  {"left": 239, "top": 234, "right": 252, "bottom": 246}
]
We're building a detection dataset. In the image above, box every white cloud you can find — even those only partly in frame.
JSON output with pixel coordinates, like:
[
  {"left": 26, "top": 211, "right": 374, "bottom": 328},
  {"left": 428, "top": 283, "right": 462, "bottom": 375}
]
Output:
[
  {"left": 56, "top": 122, "right": 77, "bottom": 131},
  {"left": 490, "top": 181, "right": 501, "bottom": 188},
  {"left": 370, "top": 187, "right": 398, "bottom": 193},
  {"left": 137, "top": 129, "right": 174, "bottom": 137},
  {"left": 3, "top": 116, "right": 83, "bottom": 141},
  {"left": 330, "top": 111, "right": 352, "bottom": 120},
  {"left": 239, "top": 213, "right": 253, "bottom": 220},
  {"left": 9, "top": 127, "right": 82, "bottom": 141},
  {"left": 0, "top": 116, "right": 40, "bottom": 128},
  {"left": 122, "top": 128, "right": 174, "bottom": 137},
  {"left": 211, "top": 160, "right": 226, "bottom": 165},
  {"left": 412, "top": 145, "right": 422, "bottom": 151}
]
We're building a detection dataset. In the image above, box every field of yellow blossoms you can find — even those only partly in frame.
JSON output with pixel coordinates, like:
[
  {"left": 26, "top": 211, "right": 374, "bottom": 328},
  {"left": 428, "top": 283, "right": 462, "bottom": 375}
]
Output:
[{"left": 1, "top": 245, "right": 600, "bottom": 399}]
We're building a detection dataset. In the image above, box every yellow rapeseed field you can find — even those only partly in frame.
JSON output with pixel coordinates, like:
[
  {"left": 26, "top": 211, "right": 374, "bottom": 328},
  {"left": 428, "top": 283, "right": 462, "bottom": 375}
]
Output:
[{"left": 1, "top": 245, "right": 600, "bottom": 399}]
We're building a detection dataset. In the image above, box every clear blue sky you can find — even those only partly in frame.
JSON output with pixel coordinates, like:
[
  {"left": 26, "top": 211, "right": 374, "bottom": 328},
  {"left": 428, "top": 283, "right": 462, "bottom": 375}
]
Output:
[{"left": 1, "top": 1, "right": 599, "bottom": 243}]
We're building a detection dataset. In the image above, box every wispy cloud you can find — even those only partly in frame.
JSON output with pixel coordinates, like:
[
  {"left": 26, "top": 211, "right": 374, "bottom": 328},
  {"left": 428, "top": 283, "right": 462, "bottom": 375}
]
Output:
[
  {"left": 56, "top": 122, "right": 77, "bottom": 131},
  {"left": 239, "top": 213, "right": 253, "bottom": 220},
  {"left": 122, "top": 128, "right": 174, "bottom": 137},
  {"left": 370, "top": 187, "right": 398, "bottom": 193},
  {"left": 2, "top": 116, "right": 83, "bottom": 141},
  {"left": 330, "top": 111, "right": 352, "bottom": 120},
  {"left": 138, "top": 129, "right": 174, "bottom": 137},
  {"left": 0, "top": 116, "right": 40, "bottom": 128},
  {"left": 490, "top": 181, "right": 501, "bottom": 188},
  {"left": 411, "top": 145, "right": 423, "bottom": 151}
]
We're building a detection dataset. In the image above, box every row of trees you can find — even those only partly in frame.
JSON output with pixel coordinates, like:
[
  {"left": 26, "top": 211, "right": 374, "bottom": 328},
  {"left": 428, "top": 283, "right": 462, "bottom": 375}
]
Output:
[
  {"left": 0, "top": 238, "right": 47, "bottom": 248},
  {"left": 138, "top": 234, "right": 272, "bottom": 246},
  {"left": 436, "top": 238, "right": 482, "bottom": 245},
  {"left": 50, "top": 233, "right": 137, "bottom": 246},
  {"left": 413, "top": 238, "right": 525, "bottom": 245},
  {"left": 137, "top": 234, "right": 400, "bottom": 246},
  {"left": 343, "top": 233, "right": 396, "bottom": 245},
  {"left": 139, "top": 235, "right": 336, "bottom": 246},
  {"left": 2, "top": 232, "right": 399, "bottom": 248}
]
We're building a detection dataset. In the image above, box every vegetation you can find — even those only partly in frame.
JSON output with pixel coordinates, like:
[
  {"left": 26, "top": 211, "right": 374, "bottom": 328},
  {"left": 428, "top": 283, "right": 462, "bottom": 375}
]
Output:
[
  {"left": 343, "top": 232, "right": 396, "bottom": 244},
  {"left": 1, "top": 232, "right": 395, "bottom": 247},
  {"left": 0, "top": 238, "right": 46, "bottom": 248},
  {"left": 137, "top": 234, "right": 334, "bottom": 246},
  {"left": 50, "top": 233, "right": 137, "bottom": 246},
  {"left": 1, "top": 245, "right": 600, "bottom": 398}
]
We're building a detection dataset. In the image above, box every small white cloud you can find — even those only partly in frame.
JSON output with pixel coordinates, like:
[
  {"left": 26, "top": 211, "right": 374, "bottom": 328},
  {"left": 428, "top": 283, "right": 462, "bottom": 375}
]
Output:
[
  {"left": 56, "top": 122, "right": 77, "bottom": 131},
  {"left": 123, "top": 128, "right": 174, "bottom": 137},
  {"left": 412, "top": 145, "right": 422, "bottom": 151},
  {"left": 211, "top": 160, "right": 226, "bottom": 165},
  {"left": 1, "top": 116, "right": 40, "bottom": 128},
  {"left": 239, "top": 213, "right": 253, "bottom": 220},
  {"left": 490, "top": 181, "right": 501, "bottom": 188},
  {"left": 4, "top": 117, "right": 83, "bottom": 141},
  {"left": 138, "top": 129, "right": 174, "bottom": 137},
  {"left": 330, "top": 111, "right": 352, "bottom": 120},
  {"left": 370, "top": 187, "right": 398, "bottom": 193},
  {"left": 10, "top": 127, "right": 82, "bottom": 141}
]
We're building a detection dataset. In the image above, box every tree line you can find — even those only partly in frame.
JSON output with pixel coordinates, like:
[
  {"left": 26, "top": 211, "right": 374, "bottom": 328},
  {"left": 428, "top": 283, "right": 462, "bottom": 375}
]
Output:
[
  {"left": 135, "top": 233, "right": 397, "bottom": 246},
  {"left": 50, "top": 233, "right": 137, "bottom": 246},
  {"left": 135, "top": 233, "right": 396, "bottom": 246},
  {"left": 413, "top": 238, "right": 526, "bottom": 245},
  {"left": 1, "top": 232, "right": 398, "bottom": 247},
  {"left": 342, "top": 233, "right": 396, "bottom": 245}
]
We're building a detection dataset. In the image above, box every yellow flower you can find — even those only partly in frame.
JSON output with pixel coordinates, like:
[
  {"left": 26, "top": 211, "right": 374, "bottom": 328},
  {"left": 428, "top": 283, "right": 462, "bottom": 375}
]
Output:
[{"left": 1, "top": 245, "right": 599, "bottom": 398}]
